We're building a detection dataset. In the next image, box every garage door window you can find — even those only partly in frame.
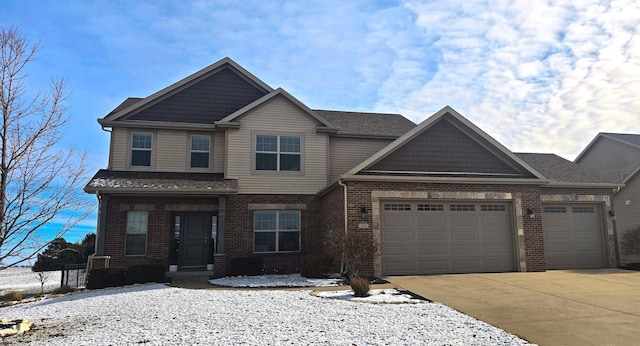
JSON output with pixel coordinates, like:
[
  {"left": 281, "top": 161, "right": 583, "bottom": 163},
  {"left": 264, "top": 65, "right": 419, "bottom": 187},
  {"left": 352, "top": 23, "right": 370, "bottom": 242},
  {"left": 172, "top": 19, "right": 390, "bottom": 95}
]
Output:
[
  {"left": 417, "top": 204, "right": 444, "bottom": 211},
  {"left": 544, "top": 206, "right": 566, "bottom": 213},
  {"left": 384, "top": 203, "right": 411, "bottom": 211},
  {"left": 450, "top": 204, "right": 475, "bottom": 211},
  {"left": 481, "top": 204, "right": 506, "bottom": 212}
]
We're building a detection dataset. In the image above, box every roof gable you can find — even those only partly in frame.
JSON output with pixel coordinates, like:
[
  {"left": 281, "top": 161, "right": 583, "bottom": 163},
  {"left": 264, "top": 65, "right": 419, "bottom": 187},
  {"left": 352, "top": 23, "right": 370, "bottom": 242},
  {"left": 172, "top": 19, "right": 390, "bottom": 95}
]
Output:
[
  {"left": 575, "top": 132, "right": 640, "bottom": 163},
  {"left": 100, "top": 57, "right": 273, "bottom": 125},
  {"left": 345, "top": 106, "right": 545, "bottom": 180}
]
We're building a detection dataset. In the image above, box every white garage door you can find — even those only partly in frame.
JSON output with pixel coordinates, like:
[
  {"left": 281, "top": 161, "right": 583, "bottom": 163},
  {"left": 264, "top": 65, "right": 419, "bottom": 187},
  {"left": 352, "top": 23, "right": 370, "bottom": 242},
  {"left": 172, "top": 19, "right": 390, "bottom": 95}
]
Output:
[
  {"left": 543, "top": 204, "right": 605, "bottom": 269},
  {"left": 381, "top": 201, "right": 516, "bottom": 275}
]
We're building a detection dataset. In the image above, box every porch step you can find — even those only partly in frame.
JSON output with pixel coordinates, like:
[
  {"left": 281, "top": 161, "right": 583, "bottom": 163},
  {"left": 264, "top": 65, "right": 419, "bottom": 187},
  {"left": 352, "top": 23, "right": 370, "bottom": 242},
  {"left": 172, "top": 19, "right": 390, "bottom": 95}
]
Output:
[
  {"left": 165, "top": 270, "right": 214, "bottom": 278},
  {"left": 169, "top": 275, "right": 213, "bottom": 289}
]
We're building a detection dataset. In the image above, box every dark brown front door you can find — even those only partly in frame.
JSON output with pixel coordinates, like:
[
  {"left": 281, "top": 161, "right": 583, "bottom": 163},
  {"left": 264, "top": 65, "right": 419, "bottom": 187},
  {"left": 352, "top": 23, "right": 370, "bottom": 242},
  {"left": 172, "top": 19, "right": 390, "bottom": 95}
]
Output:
[{"left": 179, "top": 213, "right": 211, "bottom": 267}]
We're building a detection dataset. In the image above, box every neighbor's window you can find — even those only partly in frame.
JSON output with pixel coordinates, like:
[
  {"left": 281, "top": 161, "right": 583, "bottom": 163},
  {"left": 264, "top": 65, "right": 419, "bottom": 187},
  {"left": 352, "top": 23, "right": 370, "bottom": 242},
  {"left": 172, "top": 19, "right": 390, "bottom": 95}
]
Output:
[
  {"left": 126, "top": 211, "right": 148, "bottom": 255},
  {"left": 131, "top": 132, "right": 152, "bottom": 167},
  {"left": 254, "top": 210, "right": 300, "bottom": 253},
  {"left": 255, "top": 134, "right": 301, "bottom": 171},
  {"left": 190, "top": 135, "right": 210, "bottom": 168}
]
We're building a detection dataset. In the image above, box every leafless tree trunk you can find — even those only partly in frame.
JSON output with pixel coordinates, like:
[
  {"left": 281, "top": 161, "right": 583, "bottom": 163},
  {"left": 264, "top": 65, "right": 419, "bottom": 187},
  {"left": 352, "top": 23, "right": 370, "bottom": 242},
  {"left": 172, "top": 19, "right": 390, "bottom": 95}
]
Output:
[{"left": 0, "top": 26, "right": 92, "bottom": 269}]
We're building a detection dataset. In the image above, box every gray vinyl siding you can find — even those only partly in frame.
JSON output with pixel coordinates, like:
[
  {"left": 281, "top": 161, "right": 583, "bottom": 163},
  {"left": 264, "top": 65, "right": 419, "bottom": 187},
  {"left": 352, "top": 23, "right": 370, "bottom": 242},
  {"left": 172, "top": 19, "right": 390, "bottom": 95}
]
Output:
[
  {"left": 329, "top": 137, "right": 392, "bottom": 182},
  {"left": 128, "top": 67, "right": 266, "bottom": 123},
  {"left": 110, "top": 127, "right": 128, "bottom": 170},
  {"left": 371, "top": 119, "right": 525, "bottom": 174},
  {"left": 226, "top": 95, "right": 328, "bottom": 194},
  {"left": 577, "top": 137, "right": 640, "bottom": 183},
  {"left": 614, "top": 176, "right": 640, "bottom": 264}
]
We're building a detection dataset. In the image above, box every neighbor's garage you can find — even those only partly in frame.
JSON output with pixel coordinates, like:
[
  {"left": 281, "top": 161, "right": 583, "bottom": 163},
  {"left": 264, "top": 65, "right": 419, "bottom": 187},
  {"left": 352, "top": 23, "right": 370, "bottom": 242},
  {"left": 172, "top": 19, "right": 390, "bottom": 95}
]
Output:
[
  {"left": 542, "top": 204, "right": 606, "bottom": 269},
  {"left": 380, "top": 201, "right": 516, "bottom": 275}
]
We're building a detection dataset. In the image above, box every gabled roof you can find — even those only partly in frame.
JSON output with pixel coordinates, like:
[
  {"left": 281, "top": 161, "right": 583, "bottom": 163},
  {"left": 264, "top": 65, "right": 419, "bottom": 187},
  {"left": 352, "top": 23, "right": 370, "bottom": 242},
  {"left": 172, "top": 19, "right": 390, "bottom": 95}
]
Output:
[
  {"left": 515, "top": 153, "right": 619, "bottom": 187},
  {"left": 99, "top": 57, "right": 273, "bottom": 125},
  {"left": 215, "top": 88, "right": 337, "bottom": 131},
  {"left": 342, "top": 106, "right": 547, "bottom": 182},
  {"left": 575, "top": 132, "right": 640, "bottom": 163},
  {"left": 312, "top": 110, "right": 415, "bottom": 138}
]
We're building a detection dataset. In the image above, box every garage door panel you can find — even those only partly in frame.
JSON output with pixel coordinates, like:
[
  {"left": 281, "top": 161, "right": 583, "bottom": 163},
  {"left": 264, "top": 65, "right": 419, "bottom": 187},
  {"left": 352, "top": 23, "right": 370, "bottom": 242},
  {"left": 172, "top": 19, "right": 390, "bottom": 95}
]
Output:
[
  {"left": 382, "top": 231, "right": 414, "bottom": 242},
  {"left": 384, "top": 245, "right": 415, "bottom": 256},
  {"left": 450, "top": 217, "right": 478, "bottom": 227},
  {"left": 416, "top": 231, "right": 447, "bottom": 241},
  {"left": 543, "top": 204, "right": 605, "bottom": 270},
  {"left": 383, "top": 217, "right": 413, "bottom": 227},
  {"left": 381, "top": 201, "right": 515, "bottom": 275}
]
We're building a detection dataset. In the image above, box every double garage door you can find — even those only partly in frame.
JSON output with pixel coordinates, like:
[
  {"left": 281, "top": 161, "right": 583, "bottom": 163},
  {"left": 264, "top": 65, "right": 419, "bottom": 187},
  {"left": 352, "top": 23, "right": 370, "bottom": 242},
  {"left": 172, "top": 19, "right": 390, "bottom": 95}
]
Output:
[
  {"left": 381, "top": 201, "right": 516, "bottom": 275},
  {"left": 380, "top": 201, "right": 607, "bottom": 276}
]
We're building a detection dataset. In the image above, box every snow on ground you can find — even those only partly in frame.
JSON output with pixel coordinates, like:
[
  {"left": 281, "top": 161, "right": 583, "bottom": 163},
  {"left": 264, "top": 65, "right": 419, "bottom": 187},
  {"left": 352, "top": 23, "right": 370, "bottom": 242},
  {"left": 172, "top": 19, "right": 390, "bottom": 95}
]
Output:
[
  {"left": 0, "top": 268, "right": 61, "bottom": 296},
  {"left": 210, "top": 273, "right": 342, "bottom": 287},
  {"left": 1, "top": 284, "right": 534, "bottom": 345},
  {"left": 314, "top": 288, "right": 425, "bottom": 304}
]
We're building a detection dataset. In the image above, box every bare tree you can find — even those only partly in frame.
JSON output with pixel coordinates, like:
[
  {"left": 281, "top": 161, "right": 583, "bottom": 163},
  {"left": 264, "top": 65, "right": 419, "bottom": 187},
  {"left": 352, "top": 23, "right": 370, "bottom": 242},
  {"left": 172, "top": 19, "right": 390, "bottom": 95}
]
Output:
[{"left": 0, "top": 26, "right": 92, "bottom": 269}]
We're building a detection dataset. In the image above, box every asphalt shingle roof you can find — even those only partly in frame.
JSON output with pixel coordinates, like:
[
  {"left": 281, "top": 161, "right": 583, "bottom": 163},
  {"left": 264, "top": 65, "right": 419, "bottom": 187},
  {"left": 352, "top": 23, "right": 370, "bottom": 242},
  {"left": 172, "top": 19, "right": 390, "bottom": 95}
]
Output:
[
  {"left": 313, "top": 110, "right": 416, "bottom": 137},
  {"left": 515, "top": 153, "right": 609, "bottom": 184},
  {"left": 106, "top": 97, "right": 143, "bottom": 117},
  {"left": 84, "top": 170, "right": 237, "bottom": 193}
]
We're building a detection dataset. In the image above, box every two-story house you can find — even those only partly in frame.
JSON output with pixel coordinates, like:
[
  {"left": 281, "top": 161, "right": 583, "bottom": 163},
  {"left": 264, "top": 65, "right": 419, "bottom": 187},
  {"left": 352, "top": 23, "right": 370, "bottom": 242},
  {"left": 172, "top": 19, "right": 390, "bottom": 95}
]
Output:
[
  {"left": 575, "top": 133, "right": 640, "bottom": 265},
  {"left": 85, "top": 57, "right": 621, "bottom": 278}
]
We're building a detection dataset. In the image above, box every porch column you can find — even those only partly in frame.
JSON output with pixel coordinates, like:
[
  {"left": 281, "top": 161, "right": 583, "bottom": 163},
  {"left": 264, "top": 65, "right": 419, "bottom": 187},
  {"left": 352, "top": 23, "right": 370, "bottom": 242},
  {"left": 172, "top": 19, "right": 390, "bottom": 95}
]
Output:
[{"left": 217, "top": 196, "right": 225, "bottom": 252}]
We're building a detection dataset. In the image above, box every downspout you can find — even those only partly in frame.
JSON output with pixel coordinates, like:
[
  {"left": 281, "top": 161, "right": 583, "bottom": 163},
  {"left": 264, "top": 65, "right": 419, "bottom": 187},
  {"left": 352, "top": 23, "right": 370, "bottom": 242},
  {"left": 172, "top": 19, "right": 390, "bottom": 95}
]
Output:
[{"left": 337, "top": 179, "right": 348, "bottom": 274}]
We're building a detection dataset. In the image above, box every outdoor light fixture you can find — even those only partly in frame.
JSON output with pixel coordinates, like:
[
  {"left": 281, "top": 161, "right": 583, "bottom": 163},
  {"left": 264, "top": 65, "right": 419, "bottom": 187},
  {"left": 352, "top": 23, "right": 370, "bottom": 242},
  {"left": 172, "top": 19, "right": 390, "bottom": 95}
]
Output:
[
  {"left": 360, "top": 206, "right": 368, "bottom": 215},
  {"left": 526, "top": 208, "right": 535, "bottom": 219},
  {"left": 608, "top": 210, "right": 615, "bottom": 217}
]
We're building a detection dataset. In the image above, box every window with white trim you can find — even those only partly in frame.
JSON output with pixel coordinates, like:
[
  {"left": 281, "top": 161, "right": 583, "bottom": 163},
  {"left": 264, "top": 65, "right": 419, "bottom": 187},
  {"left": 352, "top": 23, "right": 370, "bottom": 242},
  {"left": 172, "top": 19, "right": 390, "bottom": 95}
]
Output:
[
  {"left": 131, "top": 132, "right": 152, "bottom": 167},
  {"left": 255, "top": 134, "right": 301, "bottom": 171},
  {"left": 253, "top": 210, "right": 300, "bottom": 253},
  {"left": 126, "top": 211, "right": 148, "bottom": 255},
  {"left": 190, "top": 134, "right": 210, "bottom": 169}
]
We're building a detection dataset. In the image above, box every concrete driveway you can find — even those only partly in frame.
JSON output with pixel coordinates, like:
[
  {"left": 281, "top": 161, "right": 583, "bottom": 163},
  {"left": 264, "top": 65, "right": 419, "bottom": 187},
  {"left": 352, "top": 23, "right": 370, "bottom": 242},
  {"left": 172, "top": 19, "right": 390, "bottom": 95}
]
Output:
[{"left": 387, "top": 269, "right": 640, "bottom": 346}]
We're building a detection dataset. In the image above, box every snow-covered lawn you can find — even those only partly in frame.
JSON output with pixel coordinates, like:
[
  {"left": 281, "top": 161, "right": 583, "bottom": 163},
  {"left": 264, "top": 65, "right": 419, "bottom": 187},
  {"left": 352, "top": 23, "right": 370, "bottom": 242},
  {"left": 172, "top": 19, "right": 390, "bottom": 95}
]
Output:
[
  {"left": 1, "top": 283, "right": 534, "bottom": 345},
  {"left": 210, "top": 273, "right": 342, "bottom": 287},
  {"left": 0, "top": 268, "right": 61, "bottom": 296}
]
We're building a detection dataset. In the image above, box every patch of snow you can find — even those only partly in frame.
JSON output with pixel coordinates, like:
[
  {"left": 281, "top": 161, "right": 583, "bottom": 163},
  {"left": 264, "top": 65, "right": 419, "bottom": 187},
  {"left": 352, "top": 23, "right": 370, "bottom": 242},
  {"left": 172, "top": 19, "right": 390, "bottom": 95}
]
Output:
[
  {"left": 209, "top": 273, "right": 342, "bottom": 287},
  {"left": 1, "top": 284, "right": 534, "bottom": 345},
  {"left": 314, "top": 288, "right": 425, "bottom": 304},
  {"left": 0, "top": 268, "right": 61, "bottom": 295}
]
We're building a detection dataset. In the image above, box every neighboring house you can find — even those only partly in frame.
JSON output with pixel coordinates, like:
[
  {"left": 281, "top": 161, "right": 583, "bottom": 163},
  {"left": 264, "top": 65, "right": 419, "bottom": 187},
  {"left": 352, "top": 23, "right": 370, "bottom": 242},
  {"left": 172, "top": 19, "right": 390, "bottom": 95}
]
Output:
[
  {"left": 575, "top": 133, "right": 640, "bottom": 265},
  {"left": 85, "top": 57, "right": 620, "bottom": 278}
]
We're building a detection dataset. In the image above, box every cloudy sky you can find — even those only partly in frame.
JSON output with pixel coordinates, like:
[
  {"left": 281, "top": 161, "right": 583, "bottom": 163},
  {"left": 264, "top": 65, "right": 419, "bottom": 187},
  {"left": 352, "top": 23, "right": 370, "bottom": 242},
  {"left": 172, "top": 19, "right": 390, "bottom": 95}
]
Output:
[{"left": 1, "top": 0, "right": 639, "bottom": 242}]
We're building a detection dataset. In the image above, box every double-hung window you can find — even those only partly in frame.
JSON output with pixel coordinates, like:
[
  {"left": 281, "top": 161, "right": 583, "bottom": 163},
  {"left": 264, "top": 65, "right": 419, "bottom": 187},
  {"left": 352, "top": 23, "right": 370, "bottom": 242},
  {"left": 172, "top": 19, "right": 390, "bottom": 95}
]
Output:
[
  {"left": 254, "top": 210, "right": 300, "bottom": 253},
  {"left": 126, "top": 211, "right": 148, "bottom": 255},
  {"left": 131, "top": 132, "right": 152, "bottom": 167},
  {"left": 255, "top": 134, "right": 301, "bottom": 171},
  {"left": 190, "top": 135, "right": 210, "bottom": 169}
]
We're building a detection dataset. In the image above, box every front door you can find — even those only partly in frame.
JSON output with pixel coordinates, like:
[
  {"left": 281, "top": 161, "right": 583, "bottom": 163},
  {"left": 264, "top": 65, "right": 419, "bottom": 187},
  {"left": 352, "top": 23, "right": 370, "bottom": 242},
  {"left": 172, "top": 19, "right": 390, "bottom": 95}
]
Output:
[{"left": 179, "top": 213, "right": 211, "bottom": 267}]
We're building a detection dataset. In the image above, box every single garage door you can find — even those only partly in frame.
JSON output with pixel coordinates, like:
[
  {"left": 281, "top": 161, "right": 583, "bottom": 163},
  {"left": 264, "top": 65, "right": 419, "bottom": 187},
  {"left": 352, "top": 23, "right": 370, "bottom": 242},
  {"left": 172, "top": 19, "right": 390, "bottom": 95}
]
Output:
[
  {"left": 543, "top": 204, "right": 605, "bottom": 269},
  {"left": 381, "top": 201, "right": 516, "bottom": 275}
]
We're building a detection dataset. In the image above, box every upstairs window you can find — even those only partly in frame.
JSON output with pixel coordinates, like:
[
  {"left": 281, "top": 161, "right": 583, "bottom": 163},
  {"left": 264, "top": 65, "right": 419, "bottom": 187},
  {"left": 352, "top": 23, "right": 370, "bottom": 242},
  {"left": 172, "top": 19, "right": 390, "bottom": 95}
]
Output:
[
  {"left": 255, "top": 134, "right": 301, "bottom": 171},
  {"left": 190, "top": 135, "right": 210, "bottom": 169},
  {"left": 131, "top": 132, "right": 152, "bottom": 167}
]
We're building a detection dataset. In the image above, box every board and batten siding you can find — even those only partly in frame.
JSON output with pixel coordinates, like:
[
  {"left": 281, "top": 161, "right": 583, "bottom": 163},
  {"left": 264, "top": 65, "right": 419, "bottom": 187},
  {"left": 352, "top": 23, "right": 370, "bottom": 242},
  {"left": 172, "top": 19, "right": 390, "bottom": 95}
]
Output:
[
  {"left": 615, "top": 175, "right": 640, "bottom": 264},
  {"left": 108, "top": 127, "right": 222, "bottom": 172},
  {"left": 329, "top": 137, "right": 392, "bottom": 182},
  {"left": 225, "top": 96, "right": 328, "bottom": 194}
]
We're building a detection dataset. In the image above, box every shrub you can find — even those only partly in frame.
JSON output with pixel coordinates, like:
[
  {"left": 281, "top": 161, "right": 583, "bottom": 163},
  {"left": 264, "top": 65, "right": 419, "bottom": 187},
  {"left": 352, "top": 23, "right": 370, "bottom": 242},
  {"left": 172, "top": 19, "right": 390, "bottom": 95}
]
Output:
[
  {"left": 125, "top": 264, "right": 166, "bottom": 285},
  {"left": 620, "top": 225, "right": 640, "bottom": 261},
  {"left": 301, "top": 253, "right": 334, "bottom": 278},
  {"left": 350, "top": 276, "right": 370, "bottom": 297},
  {"left": 86, "top": 268, "right": 125, "bottom": 289},
  {"left": 229, "top": 257, "right": 264, "bottom": 276},
  {"left": 1, "top": 291, "right": 23, "bottom": 302},
  {"left": 325, "top": 229, "right": 380, "bottom": 278},
  {"left": 52, "top": 285, "right": 73, "bottom": 295}
]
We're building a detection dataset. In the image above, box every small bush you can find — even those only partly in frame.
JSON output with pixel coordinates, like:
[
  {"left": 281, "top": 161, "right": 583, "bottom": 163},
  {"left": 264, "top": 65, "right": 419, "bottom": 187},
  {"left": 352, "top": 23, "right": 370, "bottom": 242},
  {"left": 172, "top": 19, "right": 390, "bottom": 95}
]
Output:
[
  {"left": 86, "top": 268, "right": 126, "bottom": 289},
  {"left": 301, "top": 253, "right": 334, "bottom": 278},
  {"left": 1, "top": 291, "right": 23, "bottom": 302},
  {"left": 325, "top": 229, "right": 380, "bottom": 278},
  {"left": 125, "top": 264, "right": 166, "bottom": 285},
  {"left": 52, "top": 285, "right": 74, "bottom": 295},
  {"left": 229, "top": 257, "right": 264, "bottom": 276},
  {"left": 350, "top": 276, "right": 370, "bottom": 297},
  {"left": 620, "top": 225, "right": 640, "bottom": 261}
]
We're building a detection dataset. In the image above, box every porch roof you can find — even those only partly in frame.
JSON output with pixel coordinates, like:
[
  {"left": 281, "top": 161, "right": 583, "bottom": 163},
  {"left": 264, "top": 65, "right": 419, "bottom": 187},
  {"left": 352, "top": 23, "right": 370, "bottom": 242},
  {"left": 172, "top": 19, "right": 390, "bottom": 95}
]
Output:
[{"left": 84, "top": 170, "right": 238, "bottom": 194}]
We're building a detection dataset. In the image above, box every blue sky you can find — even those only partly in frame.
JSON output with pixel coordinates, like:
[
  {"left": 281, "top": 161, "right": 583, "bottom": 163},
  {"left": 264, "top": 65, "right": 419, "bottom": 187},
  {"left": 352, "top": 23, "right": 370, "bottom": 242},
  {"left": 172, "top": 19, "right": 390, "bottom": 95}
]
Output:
[{"left": 1, "top": 1, "right": 639, "bottom": 246}]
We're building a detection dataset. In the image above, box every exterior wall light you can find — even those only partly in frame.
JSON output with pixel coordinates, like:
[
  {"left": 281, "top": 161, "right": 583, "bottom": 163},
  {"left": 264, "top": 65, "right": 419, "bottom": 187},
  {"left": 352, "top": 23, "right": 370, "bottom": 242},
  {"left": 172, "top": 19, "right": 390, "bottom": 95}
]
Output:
[{"left": 526, "top": 208, "right": 535, "bottom": 219}]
